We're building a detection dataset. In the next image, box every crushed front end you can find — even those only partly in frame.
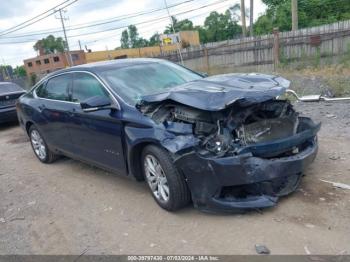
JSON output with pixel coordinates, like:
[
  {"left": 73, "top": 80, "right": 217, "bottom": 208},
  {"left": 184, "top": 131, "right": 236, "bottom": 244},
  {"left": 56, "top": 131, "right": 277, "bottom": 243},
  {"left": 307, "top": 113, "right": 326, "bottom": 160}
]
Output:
[{"left": 137, "top": 75, "right": 320, "bottom": 212}]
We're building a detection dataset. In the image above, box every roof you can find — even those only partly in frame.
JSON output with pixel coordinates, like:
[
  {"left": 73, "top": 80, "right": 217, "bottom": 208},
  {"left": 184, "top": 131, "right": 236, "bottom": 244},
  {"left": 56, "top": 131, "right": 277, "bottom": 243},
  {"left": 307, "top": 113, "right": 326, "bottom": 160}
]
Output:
[{"left": 50, "top": 58, "right": 166, "bottom": 76}]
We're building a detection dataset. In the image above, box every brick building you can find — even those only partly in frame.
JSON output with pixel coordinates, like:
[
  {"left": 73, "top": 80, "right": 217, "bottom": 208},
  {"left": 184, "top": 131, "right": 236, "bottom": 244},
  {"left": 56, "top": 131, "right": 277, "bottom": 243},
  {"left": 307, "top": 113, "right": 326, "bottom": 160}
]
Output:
[{"left": 23, "top": 50, "right": 86, "bottom": 77}]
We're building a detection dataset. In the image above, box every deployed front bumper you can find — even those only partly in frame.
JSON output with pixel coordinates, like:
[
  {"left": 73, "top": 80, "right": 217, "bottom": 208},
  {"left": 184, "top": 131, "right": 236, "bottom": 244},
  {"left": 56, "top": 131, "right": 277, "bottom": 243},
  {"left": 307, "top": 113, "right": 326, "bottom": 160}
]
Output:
[{"left": 175, "top": 118, "right": 320, "bottom": 212}]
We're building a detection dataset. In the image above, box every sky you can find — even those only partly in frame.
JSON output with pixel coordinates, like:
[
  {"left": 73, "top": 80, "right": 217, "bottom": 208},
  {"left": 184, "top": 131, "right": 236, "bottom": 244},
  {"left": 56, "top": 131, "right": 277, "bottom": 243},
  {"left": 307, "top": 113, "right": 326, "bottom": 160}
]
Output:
[{"left": 0, "top": 0, "right": 266, "bottom": 67}]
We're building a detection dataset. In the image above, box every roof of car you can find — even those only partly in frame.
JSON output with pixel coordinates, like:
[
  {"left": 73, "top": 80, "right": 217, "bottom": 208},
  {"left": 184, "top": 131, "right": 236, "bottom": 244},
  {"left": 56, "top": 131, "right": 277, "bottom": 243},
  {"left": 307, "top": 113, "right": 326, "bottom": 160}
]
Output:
[{"left": 50, "top": 58, "right": 165, "bottom": 76}]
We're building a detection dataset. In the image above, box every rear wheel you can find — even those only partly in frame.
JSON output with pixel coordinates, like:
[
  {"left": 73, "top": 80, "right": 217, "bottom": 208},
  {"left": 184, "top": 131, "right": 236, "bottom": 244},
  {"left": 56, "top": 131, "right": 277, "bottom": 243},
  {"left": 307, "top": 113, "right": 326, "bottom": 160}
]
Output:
[
  {"left": 29, "top": 125, "right": 59, "bottom": 163},
  {"left": 142, "top": 145, "right": 191, "bottom": 211}
]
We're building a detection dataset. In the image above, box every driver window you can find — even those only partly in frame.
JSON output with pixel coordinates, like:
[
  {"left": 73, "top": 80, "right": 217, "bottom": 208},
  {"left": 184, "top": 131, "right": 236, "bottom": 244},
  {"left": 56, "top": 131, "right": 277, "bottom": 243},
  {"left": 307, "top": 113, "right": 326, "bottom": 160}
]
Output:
[{"left": 72, "top": 72, "right": 110, "bottom": 103}]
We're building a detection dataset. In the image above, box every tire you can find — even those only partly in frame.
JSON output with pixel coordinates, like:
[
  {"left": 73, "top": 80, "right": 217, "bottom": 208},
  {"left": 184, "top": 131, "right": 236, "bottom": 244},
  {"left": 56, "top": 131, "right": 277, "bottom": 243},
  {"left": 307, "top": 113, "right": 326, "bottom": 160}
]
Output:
[
  {"left": 29, "top": 125, "right": 59, "bottom": 164},
  {"left": 142, "top": 145, "right": 191, "bottom": 211}
]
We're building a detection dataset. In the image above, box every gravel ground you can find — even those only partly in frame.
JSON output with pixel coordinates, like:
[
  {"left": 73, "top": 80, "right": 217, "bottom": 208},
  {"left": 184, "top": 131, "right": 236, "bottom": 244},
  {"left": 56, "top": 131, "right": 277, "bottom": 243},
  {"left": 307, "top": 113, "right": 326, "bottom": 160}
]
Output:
[{"left": 0, "top": 102, "right": 349, "bottom": 255}]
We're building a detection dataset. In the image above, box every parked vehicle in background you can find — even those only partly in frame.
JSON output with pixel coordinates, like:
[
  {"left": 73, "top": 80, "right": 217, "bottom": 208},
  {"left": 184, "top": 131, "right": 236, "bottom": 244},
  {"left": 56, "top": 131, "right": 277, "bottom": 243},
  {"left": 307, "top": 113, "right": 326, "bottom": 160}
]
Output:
[
  {"left": 16, "top": 59, "right": 320, "bottom": 213},
  {"left": 0, "top": 82, "right": 26, "bottom": 124}
]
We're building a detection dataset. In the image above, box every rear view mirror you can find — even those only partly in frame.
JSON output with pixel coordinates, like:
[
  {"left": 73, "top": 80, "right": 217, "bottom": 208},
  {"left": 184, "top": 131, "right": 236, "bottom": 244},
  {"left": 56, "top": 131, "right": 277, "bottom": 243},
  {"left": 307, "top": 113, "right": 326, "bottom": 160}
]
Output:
[{"left": 80, "top": 96, "right": 113, "bottom": 112}]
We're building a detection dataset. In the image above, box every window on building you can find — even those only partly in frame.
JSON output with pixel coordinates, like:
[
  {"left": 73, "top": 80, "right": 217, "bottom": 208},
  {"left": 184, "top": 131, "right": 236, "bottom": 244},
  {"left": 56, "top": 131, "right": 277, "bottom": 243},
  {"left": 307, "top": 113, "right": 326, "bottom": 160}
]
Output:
[
  {"left": 35, "top": 60, "right": 41, "bottom": 65},
  {"left": 36, "top": 74, "right": 72, "bottom": 101},
  {"left": 71, "top": 54, "right": 79, "bottom": 61},
  {"left": 28, "top": 62, "right": 33, "bottom": 67},
  {"left": 53, "top": 56, "right": 60, "bottom": 62},
  {"left": 44, "top": 58, "right": 50, "bottom": 64}
]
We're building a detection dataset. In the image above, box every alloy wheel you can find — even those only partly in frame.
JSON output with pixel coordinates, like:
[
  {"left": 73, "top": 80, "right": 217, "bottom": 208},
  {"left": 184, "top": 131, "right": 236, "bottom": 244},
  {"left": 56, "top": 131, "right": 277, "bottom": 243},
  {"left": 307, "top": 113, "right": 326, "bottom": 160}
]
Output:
[
  {"left": 30, "top": 130, "right": 47, "bottom": 160},
  {"left": 144, "top": 154, "right": 170, "bottom": 202}
]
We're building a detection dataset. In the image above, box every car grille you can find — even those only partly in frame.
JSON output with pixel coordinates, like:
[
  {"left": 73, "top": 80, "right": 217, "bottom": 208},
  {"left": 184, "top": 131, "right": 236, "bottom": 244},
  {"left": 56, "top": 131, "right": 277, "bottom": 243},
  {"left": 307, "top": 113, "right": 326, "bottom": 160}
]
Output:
[
  {"left": 0, "top": 93, "right": 23, "bottom": 108},
  {"left": 0, "top": 99, "right": 16, "bottom": 107}
]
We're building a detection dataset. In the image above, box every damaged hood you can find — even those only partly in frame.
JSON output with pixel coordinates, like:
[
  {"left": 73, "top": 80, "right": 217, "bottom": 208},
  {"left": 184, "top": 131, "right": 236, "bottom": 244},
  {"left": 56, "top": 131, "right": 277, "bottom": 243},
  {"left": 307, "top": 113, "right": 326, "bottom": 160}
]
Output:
[{"left": 139, "top": 73, "right": 290, "bottom": 111}]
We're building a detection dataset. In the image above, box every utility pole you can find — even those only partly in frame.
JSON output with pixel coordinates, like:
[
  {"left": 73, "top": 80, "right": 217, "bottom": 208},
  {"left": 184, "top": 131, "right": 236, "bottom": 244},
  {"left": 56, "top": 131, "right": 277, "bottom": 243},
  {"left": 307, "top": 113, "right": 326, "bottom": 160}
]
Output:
[
  {"left": 240, "top": 0, "right": 247, "bottom": 38},
  {"left": 250, "top": 0, "right": 254, "bottom": 36},
  {"left": 57, "top": 9, "right": 73, "bottom": 66},
  {"left": 78, "top": 40, "right": 82, "bottom": 50},
  {"left": 163, "top": 0, "right": 184, "bottom": 65},
  {"left": 292, "top": 0, "right": 298, "bottom": 31}
]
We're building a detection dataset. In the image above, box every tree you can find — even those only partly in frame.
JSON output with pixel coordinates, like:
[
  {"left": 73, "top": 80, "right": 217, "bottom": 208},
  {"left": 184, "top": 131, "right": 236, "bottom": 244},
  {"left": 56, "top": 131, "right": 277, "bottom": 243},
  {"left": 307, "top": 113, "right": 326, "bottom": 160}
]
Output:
[
  {"left": 149, "top": 33, "right": 161, "bottom": 46},
  {"left": 13, "top": 66, "right": 26, "bottom": 77},
  {"left": 255, "top": 0, "right": 350, "bottom": 35},
  {"left": 120, "top": 25, "right": 149, "bottom": 49},
  {"left": 202, "top": 11, "right": 241, "bottom": 43},
  {"left": 121, "top": 30, "right": 129, "bottom": 49},
  {"left": 164, "top": 17, "right": 194, "bottom": 34},
  {"left": 0, "top": 65, "right": 13, "bottom": 80},
  {"left": 134, "top": 38, "right": 149, "bottom": 48},
  {"left": 128, "top": 25, "right": 139, "bottom": 48},
  {"left": 33, "top": 35, "right": 66, "bottom": 54}
]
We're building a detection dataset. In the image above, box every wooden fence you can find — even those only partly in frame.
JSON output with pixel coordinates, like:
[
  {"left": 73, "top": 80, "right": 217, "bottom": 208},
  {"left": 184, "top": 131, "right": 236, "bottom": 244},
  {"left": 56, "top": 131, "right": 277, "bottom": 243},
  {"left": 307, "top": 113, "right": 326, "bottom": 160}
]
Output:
[{"left": 152, "top": 20, "right": 350, "bottom": 73}]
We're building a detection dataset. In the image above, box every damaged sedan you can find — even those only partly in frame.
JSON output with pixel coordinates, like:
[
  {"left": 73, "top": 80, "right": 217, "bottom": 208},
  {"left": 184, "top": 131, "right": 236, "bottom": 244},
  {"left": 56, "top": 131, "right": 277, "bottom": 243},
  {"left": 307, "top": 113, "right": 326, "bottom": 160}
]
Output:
[{"left": 16, "top": 59, "right": 320, "bottom": 212}]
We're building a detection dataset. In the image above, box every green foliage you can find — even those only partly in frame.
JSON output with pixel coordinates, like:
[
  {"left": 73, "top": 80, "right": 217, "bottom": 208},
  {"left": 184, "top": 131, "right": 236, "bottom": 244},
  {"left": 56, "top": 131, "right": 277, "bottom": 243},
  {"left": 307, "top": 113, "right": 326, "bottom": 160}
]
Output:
[
  {"left": 128, "top": 25, "right": 139, "bottom": 48},
  {"left": 256, "top": 0, "right": 350, "bottom": 35},
  {"left": 149, "top": 33, "right": 161, "bottom": 46},
  {"left": 30, "top": 73, "right": 37, "bottom": 85},
  {"left": 200, "top": 10, "right": 242, "bottom": 43},
  {"left": 33, "top": 35, "right": 66, "bottom": 54},
  {"left": 120, "top": 25, "right": 153, "bottom": 49},
  {"left": 164, "top": 17, "right": 194, "bottom": 34},
  {"left": 13, "top": 65, "right": 26, "bottom": 77},
  {"left": 120, "top": 30, "right": 129, "bottom": 49},
  {"left": 118, "top": 7, "right": 242, "bottom": 49}
]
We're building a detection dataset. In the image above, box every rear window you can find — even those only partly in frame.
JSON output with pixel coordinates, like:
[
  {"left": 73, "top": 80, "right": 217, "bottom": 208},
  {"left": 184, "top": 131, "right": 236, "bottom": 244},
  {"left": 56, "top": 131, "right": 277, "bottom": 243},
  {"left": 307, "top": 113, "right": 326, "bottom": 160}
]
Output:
[{"left": 0, "top": 83, "right": 24, "bottom": 94}]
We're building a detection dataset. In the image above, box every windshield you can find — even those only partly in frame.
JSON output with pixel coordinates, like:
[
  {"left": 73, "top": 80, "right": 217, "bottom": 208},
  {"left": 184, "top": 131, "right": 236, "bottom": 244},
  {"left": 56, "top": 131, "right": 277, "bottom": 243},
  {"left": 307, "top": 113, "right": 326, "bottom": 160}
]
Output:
[{"left": 100, "top": 61, "right": 203, "bottom": 105}]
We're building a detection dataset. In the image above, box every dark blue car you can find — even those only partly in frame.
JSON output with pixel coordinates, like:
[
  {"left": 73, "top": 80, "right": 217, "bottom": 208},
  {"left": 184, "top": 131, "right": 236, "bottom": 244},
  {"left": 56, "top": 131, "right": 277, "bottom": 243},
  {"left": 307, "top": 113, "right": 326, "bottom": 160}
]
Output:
[
  {"left": 0, "top": 82, "right": 26, "bottom": 123},
  {"left": 16, "top": 59, "right": 320, "bottom": 212}
]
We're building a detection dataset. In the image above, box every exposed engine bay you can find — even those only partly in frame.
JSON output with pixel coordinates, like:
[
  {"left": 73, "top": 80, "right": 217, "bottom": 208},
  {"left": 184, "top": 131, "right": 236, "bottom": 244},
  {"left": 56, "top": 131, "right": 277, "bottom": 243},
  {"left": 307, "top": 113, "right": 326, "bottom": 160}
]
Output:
[{"left": 139, "top": 99, "right": 303, "bottom": 158}]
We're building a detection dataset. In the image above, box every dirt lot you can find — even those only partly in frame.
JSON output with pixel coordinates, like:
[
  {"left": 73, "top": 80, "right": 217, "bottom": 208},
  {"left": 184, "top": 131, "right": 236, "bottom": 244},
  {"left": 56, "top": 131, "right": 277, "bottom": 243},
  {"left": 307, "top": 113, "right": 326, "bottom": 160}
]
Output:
[{"left": 0, "top": 101, "right": 349, "bottom": 255}]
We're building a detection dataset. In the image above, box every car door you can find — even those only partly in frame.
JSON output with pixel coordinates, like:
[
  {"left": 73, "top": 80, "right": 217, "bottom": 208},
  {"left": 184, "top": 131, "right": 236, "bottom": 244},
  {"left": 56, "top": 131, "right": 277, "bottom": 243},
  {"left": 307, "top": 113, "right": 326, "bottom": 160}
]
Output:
[
  {"left": 67, "top": 72, "right": 126, "bottom": 174},
  {"left": 34, "top": 73, "right": 74, "bottom": 153}
]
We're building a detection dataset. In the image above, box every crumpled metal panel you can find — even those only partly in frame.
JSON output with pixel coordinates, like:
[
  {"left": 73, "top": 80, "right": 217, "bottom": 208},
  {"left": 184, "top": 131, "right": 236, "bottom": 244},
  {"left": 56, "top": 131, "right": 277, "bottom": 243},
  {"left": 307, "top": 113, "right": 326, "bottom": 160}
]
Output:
[{"left": 139, "top": 73, "right": 290, "bottom": 111}]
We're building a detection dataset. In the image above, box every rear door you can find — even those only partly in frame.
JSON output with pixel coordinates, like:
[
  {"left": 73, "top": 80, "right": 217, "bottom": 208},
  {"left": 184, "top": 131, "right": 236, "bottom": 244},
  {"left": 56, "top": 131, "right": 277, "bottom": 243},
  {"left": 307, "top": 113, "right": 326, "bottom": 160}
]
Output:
[
  {"left": 34, "top": 73, "right": 74, "bottom": 153},
  {"left": 67, "top": 72, "right": 126, "bottom": 174}
]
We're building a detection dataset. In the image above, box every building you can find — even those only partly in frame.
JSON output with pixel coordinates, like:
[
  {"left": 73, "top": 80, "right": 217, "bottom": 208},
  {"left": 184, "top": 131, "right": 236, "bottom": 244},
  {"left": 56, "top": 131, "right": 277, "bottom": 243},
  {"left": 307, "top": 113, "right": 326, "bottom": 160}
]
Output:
[
  {"left": 85, "top": 31, "right": 200, "bottom": 64},
  {"left": 159, "top": 31, "right": 200, "bottom": 47},
  {"left": 23, "top": 50, "right": 86, "bottom": 77}
]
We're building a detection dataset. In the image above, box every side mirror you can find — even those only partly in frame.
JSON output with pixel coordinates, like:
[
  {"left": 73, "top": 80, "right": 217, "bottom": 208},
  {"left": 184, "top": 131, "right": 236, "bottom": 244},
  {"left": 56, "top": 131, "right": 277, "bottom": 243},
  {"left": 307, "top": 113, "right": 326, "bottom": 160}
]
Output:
[{"left": 80, "top": 96, "right": 114, "bottom": 112}]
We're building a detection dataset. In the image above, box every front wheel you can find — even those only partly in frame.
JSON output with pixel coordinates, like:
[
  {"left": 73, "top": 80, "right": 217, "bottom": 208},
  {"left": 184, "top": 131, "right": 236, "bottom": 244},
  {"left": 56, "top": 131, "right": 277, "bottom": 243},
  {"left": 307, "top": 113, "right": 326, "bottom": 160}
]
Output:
[
  {"left": 29, "top": 125, "right": 59, "bottom": 164},
  {"left": 142, "top": 145, "right": 191, "bottom": 211}
]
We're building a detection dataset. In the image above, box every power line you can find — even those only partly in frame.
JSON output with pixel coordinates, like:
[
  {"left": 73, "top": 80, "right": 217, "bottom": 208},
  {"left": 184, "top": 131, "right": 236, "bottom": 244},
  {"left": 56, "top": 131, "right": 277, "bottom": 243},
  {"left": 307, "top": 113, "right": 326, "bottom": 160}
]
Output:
[
  {"left": 67, "top": 0, "right": 229, "bottom": 38},
  {"left": 0, "top": 0, "right": 72, "bottom": 35},
  {"left": 2, "top": 1, "right": 232, "bottom": 64},
  {"left": 0, "top": 0, "right": 229, "bottom": 45},
  {"left": 73, "top": 1, "right": 232, "bottom": 48},
  {"left": 0, "top": 0, "right": 79, "bottom": 37},
  {"left": 0, "top": 0, "right": 194, "bottom": 39}
]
